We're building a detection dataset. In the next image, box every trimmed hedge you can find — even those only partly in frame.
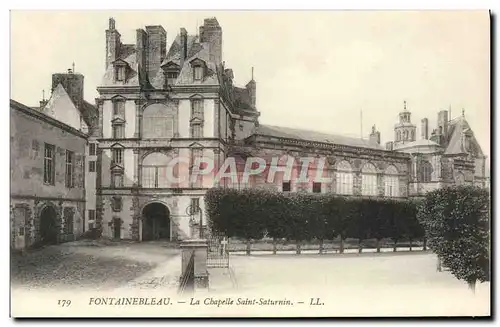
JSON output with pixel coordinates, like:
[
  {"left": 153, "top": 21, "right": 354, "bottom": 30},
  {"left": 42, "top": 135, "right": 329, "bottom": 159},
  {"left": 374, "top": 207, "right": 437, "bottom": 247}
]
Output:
[
  {"left": 205, "top": 188, "right": 423, "bottom": 252},
  {"left": 417, "top": 185, "right": 490, "bottom": 291}
]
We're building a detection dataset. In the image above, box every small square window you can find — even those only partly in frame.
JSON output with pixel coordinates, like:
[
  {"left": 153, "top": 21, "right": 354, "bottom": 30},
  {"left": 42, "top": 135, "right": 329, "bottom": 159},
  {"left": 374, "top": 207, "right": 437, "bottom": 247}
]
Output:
[
  {"left": 282, "top": 181, "right": 291, "bottom": 192},
  {"left": 18, "top": 226, "right": 25, "bottom": 236},
  {"left": 313, "top": 182, "right": 322, "bottom": 193}
]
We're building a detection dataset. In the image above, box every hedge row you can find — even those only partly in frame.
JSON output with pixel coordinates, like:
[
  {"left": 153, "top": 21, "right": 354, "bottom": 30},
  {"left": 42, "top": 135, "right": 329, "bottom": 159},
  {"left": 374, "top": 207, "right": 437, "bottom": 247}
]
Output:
[
  {"left": 417, "top": 185, "right": 490, "bottom": 290},
  {"left": 205, "top": 188, "right": 424, "bottom": 252}
]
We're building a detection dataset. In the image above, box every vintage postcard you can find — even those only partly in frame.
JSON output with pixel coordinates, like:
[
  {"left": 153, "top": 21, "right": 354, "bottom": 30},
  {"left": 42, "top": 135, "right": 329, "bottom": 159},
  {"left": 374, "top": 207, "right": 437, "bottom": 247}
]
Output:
[{"left": 9, "top": 10, "right": 491, "bottom": 318}]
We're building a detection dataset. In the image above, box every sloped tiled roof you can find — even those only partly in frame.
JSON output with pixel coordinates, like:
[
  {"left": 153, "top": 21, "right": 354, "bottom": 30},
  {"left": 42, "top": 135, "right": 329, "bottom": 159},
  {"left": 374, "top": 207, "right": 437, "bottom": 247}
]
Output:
[
  {"left": 254, "top": 124, "right": 385, "bottom": 150},
  {"left": 444, "top": 116, "right": 484, "bottom": 156}
]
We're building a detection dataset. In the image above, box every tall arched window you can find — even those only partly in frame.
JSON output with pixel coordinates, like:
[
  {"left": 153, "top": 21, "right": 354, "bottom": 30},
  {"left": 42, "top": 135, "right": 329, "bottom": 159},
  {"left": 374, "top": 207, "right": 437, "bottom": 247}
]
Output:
[
  {"left": 384, "top": 165, "right": 399, "bottom": 197},
  {"left": 420, "top": 160, "right": 433, "bottom": 183},
  {"left": 397, "top": 131, "right": 401, "bottom": 141},
  {"left": 142, "top": 152, "right": 171, "bottom": 188},
  {"left": 361, "top": 163, "right": 378, "bottom": 196},
  {"left": 335, "top": 161, "right": 353, "bottom": 195},
  {"left": 142, "top": 104, "right": 174, "bottom": 139},
  {"left": 455, "top": 172, "right": 465, "bottom": 185}
]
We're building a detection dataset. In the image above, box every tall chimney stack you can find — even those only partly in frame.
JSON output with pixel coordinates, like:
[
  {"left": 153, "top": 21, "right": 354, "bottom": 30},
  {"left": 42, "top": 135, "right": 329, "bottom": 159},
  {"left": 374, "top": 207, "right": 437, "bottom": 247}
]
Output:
[
  {"left": 421, "top": 118, "right": 429, "bottom": 140},
  {"left": 145, "top": 25, "right": 167, "bottom": 80},
  {"left": 180, "top": 28, "right": 188, "bottom": 68},
  {"left": 105, "top": 18, "right": 121, "bottom": 69}
]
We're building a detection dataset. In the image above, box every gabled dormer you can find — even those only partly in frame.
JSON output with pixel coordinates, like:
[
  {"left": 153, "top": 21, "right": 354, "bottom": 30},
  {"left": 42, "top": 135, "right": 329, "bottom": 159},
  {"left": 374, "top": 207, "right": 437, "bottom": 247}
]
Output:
[
  {"left": 161, "top": 61, "right": 181, "bottom": 85},
  {"left": 190, "top": 58, "right": 207, "bottom": 82},
  {"left": 112, "top": 59, "right": 129, "bottom": 83}
]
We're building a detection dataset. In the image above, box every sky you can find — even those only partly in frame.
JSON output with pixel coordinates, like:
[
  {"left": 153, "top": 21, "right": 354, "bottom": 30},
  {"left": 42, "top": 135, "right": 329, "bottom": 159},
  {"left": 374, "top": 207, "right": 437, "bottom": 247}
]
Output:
[{"left": 10, "top": 10, "right": 491, "bottom": 160}]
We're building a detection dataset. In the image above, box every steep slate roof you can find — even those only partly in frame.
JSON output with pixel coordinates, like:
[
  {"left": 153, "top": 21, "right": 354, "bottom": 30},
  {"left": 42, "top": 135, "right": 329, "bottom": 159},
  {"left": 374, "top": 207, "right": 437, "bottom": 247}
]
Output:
[
  {"left": 150, "top": 34, "right": 219, "bottom": 88},
  {"left": 101, "top": 46, "right": 140, "bottom": 87},
  {"left": 41, "top": 83, "right": 97, "bottom": 129},
  {"left": 444, "top": 116, "right": 484, "bottom": 156},
  {"left": 254, "top": 124, "right": 385, "bottom": 150}
]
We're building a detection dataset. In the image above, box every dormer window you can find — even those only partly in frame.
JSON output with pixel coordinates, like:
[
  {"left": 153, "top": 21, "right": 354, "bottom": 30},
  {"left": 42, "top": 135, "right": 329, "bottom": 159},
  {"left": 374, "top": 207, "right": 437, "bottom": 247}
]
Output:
[
  {"left": 190, "top": 58, "right": 207, "bottom": 82},
  {"left": 194, "top": 66, "right": 204, "bottom": 81},
  {"left": 162, "top": 61, "right": 181, "bottom": 87},
  {"left": 166, "top": 71, "right": 178, "bottom": 85},
  {"left": 116, "top": 66, "right": 126, "bottom": 81},
  {"left": 113, "top": 59, "right": 128, "bottom": 83}
]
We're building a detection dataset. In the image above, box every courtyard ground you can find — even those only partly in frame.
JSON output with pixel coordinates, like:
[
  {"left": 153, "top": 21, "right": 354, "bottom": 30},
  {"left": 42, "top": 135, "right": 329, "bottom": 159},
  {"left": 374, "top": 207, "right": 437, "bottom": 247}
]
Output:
[
  {"left": 11, "top": 240, "right": 182, "bottom": 291},
  {"left": 208, "top": 251, "right": 491, "bottom": 317}
]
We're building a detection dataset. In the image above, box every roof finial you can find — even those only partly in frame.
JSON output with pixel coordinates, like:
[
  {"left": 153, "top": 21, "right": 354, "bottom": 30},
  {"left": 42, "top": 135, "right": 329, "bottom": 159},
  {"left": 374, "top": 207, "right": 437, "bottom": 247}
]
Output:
[
  {"left": 42, "top": 89, "right": 45, "bottom": 101},
  {"left": 72, "top": 62, "right": 75, "bottom": 73},
  {"left": 251, "top": 67, "right": 254, "bottom": 81},
  {"left": 404, "top": 100, "right": 407, "bottom": 111},
  {"left": 462, "top": 108, "right": 465, "bottom": 117}
]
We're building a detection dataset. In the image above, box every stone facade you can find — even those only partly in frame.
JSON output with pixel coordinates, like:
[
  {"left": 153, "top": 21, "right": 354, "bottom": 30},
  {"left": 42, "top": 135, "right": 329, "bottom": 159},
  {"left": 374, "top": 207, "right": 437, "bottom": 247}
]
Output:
[
  {"left": 10, "top": 100, "right": 88, "bottom": 250},
  {"left": 88, "top": 17, "right": 488, "bottom": 242}
]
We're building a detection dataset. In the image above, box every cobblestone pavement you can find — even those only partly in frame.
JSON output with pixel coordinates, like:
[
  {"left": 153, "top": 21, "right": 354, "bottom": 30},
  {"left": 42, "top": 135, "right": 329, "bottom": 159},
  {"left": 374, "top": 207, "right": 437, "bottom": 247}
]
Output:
[{"left": 11, "top": 240, "right": 181, "bottom": 291}]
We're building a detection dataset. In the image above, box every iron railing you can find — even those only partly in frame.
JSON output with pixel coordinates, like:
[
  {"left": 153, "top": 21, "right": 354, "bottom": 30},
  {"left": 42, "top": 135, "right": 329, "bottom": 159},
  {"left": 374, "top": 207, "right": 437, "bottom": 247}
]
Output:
[{"left": 177, "top": 251, "right": 195, "bottom": 295}]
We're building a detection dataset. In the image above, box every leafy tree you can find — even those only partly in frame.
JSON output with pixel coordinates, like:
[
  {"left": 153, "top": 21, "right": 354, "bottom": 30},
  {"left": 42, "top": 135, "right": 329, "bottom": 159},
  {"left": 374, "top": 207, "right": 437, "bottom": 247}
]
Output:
[
  {"left": 417, "top": 186, "right": 490, "bottom": 292},
  {"left": 263, "top": 191, "right": 288, "bottom": 254}
]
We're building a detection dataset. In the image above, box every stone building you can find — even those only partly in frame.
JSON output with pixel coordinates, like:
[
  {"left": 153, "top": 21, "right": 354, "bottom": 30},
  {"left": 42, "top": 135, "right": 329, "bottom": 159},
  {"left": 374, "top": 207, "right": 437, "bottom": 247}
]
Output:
[
  {"left": 10, "top": 68, "right": 99, "bottom": 250},
  {"left": 387, "top": 104, "right": 488, "bottom": 195},
  {"left": 10, "top": 99, "right": 88, "bottom": 250},
  {"left": 10, "top": 17, "right": 488, "bottom": 247}
]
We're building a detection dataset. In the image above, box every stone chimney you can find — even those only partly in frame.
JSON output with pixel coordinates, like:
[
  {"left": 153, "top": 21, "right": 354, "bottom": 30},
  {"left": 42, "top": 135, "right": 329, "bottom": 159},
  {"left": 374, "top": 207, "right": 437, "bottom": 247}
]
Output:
[
  {"left": 180, "top": 28, "right": 188, "bottom": 68},
  {"left": 52, "top": 71, "right": 84, "bottom": 109},
  {"left": 246, "top": 67, "right": 256, "bottom": 108},
  {"left": 136, "top": 28, "right": 148, "bottom": 81},
  {"left": 385, "top": 141, "right": 394, "bottom": 151},
  {"left": 199, "top": 17, "right": 222, "bottom": 64},
  {"left": 145, "top": 25, "right": 167, "bottom": 79},
  {"left": 369, "top": 125, "right": 381, "bottom": 145},
  {"left": 421, "top": 118, "right": 429, "bottom": 140},
  {"left": 105, "top": 18, "right": 121, "bottom": 69},
  {"left": 437, "top": 110, "right": 448, "bottom": 136}
]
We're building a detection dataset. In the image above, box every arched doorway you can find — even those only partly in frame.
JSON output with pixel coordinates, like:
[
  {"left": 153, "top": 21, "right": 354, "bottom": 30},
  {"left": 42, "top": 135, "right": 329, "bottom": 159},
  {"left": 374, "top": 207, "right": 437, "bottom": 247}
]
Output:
[
  {"left": 39, "top": 206, "right": 58, "bottom": 245},
  {"left": 142, "top": 202, "right": 171, "bottom": 241}
]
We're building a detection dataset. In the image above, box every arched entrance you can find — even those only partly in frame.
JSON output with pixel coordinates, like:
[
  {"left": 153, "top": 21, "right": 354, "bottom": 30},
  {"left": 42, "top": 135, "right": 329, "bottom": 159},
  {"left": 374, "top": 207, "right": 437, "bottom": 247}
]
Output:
[
  {"left": 142, "top": 202, "right": 171, "bottom": 241},
  {"left": 39, "top": 206, "right": 58, "bottom": 245}
]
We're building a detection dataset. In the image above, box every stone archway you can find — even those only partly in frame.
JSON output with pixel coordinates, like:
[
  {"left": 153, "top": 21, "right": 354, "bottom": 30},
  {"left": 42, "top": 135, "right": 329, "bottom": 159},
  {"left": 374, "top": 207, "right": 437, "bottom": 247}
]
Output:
[
  {"left": 39, "top": 205, "right": 59, "bottom": 245},
  {"left": 141, "top": 202, "right": 171, "bottom": 241}
]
